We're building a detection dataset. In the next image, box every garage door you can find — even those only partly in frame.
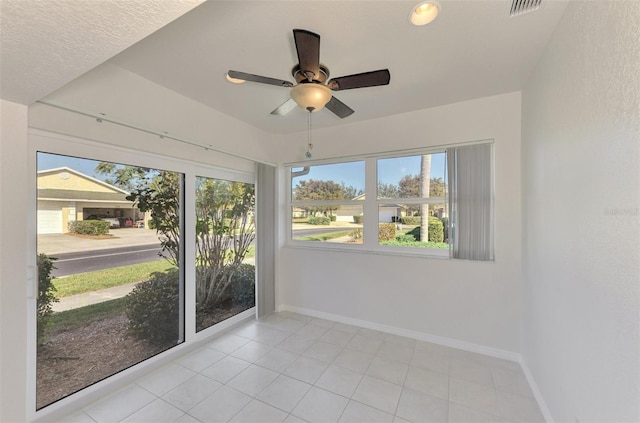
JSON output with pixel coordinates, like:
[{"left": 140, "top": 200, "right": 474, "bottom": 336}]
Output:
[{"left": 38, "top": 202, "right": 62, "bottom": 234}]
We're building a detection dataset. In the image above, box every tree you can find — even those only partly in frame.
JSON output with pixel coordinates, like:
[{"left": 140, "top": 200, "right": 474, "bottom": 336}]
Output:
[
  {"left": 96, "top": 165, "right": 181, "bottom": 266},
  {"left": 399, "top": 174, "right": 420, "bottom": 198},
  {"left": 341, "top": 182, "right": 364, "bottom": 200},
  {"left": 293, "top": 179, "right": 345, "bottom": 215},
  {"left": 377, "top": 182, "right": 399, "bottom": 199},
  {"left": 195, "top": 178, "right": 255, "bottom": 310},
  {"left": 420, "top": 155, "right": 432, "bottom": 242}
]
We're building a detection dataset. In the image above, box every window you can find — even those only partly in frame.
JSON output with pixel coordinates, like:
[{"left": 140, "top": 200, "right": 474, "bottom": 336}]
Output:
[
  {"left": 32, "top": 133, "right": 258, "bottom": 414},
  {"left": 287, "top": 143, "right": 493, "bottom": 259},
  {"left": 195, "top": 177, "right": 256, "bottom": 332},
  {"left": 290, "top": 161, "right": 365, "bottom": 244},
  {"left": 377, "top": 152, "right": 449, "bottom": 249},
  {"left": 36, "top": 152, "right": 184, "bottom": 409}
]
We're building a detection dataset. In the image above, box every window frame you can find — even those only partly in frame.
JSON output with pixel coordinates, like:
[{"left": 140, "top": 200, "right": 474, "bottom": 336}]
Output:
[
  {"left": 28, "top": 130, "right": 256, "bottom": 419},
  {"left": 286, "top": 147, "right": 451, "bottom": 258}
]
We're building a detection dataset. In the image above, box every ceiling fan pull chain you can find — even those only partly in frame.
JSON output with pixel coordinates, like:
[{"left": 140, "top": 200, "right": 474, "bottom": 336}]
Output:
[{"left": 305, "top": 110, "right": 313, "bottom": 159}]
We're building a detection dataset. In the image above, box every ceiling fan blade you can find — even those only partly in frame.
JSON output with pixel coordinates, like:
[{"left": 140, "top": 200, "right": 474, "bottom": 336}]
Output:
[
  {"left": 271, "top": 98, "right": 297, "bottom": 116},
  {"left": 325, "top": 96, "right": 355, "bottom": 119},
  {"left": 228, "top": 70, "right": 293, "bottom": 87},
  {"left": 293, "top": 29, "right": 320, "bottom": 81},
  {"left": 328, "top": 69, "right": 390, "bottom": 91}
]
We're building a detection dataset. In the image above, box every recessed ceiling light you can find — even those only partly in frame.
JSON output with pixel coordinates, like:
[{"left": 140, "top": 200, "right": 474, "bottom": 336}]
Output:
[
  {"left": 409, "top": 1, "right": 440, "bottom": 26},
  {"left": 226, "top": 73, "right": 245, "bottom": 84}
]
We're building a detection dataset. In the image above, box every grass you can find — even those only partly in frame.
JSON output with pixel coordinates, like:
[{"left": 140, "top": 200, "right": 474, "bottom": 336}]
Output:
[
  {"left": 53, "top": 260, "right": 176, "bottom": 297},
  {"left": 295, "top": 230, "right": 354, "bottom": 241},
  {"left": 48, "top": 297, "right": 127, "bottom": 333}
]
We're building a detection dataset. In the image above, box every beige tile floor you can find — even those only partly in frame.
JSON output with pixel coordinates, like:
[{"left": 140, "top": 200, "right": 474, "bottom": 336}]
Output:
[{"left": 57, "top": 312, "right": 544, "bottom": 423}]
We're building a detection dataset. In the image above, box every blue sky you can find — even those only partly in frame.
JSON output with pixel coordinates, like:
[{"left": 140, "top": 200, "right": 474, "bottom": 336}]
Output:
[
  {"left": 38, "top": 152, "right": 115, "bottom": 181},
  {"left": 292, "top": 153, "right": 446, "bottom": 191}
]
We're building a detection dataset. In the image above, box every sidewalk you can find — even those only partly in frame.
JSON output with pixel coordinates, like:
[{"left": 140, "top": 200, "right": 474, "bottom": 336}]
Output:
[
  {"left": 38, "top": 228, "right": 161, "bottom": 255},
  {"left": 52, "top": 256, "right": 256, "bottom": 313}
]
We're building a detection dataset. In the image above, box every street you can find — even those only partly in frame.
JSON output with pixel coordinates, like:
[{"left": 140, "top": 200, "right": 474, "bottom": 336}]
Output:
[{"left": 51, "top": 244, "right": 163, "bottom": 277}]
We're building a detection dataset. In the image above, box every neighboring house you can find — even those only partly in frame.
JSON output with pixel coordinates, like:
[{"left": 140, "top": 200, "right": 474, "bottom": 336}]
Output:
[
  {"left": 334, "top": 194, "right": 403, "bottom": 223},
  {"left": 37, "top": 167, "right": 140, "bottom": 234}
]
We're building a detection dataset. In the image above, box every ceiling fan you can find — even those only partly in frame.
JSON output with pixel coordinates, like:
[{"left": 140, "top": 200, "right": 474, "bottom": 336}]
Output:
[{"left": 228, "top": 29, "right": 390, "bottom": 119}]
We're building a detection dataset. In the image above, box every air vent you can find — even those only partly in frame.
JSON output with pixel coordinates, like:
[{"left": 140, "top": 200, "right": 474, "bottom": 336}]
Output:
[{"left": 510, "top": 0, "right": 541, "bottom": 16}]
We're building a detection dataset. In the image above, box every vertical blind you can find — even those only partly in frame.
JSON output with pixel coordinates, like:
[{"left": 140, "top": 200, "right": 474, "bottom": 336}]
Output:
[
  {"left": 256, "top": 163, "right": 276, "bottom": 317},
  {"left": 447, "top": 143, "right": 494, "bottom": 261}
]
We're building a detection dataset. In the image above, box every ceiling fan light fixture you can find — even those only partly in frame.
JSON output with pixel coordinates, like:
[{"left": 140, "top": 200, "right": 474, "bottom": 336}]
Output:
[
  {"left": 290, "top": 83, "right": 332, "bottom": 112},
  {"left": 225, "top": 73, "right": 245, "bottom": 84},
  {"left": 409, "top": 1, "right": 440, "bottom": 26}
]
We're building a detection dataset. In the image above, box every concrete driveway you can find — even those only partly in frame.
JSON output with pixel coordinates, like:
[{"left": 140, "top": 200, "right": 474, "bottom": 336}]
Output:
[{"left": 38, "top": 228, "right": 161, "bottom": 255}]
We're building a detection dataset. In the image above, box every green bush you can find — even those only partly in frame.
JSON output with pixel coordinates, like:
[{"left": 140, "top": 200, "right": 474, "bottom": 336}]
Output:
[
  {"left": 69, "top": 220, "right": 110, "bottom": 235},
  {"left": 406, "top": 217, "right": 444, "bottom": 242},
  {"left": 147, "top": 218, "right": 156, "bottom": 230},
  {"left": 400, "top": 216, "right": 421, "bottom": 225},
  {"left": 380, "top": 240, "right": 449, "bottom": 249},
  {"left": 353, "top": 215, "right": 363, "bottom": 224},
  {"left": 378, "top": 223, "right": 396, "bottom": 242},
  {"left": 308, "top": 216, "right": 330, "bottom": 225},
  {"left": 349, "top": 228, "right": 363, "bottom": 241},
  {"left": 395, "top": 234, "right": 416, "bottom": 243},
  {"left": 440, "top": 217, "right": 449, "bottom": 241},
  {"left": 37, "top": 254, "right": 59, "bottom": 344},
  {"left": 429, "top": 217, "right": 444, "bottom": 243},
  {"left": 230, "top": 263, "right": 255, "bottom": 307},
  {"left": 329, "top": 215, "right": 337, "bottom": 222},
  {"left": 125, "top": 270, "right": 180, "bottom": 346}
]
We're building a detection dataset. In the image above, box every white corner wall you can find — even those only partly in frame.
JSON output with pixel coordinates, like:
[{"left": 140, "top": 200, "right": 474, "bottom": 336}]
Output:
[
  {"left": 521, "top": 1, "right": 640, "bottom": 421},
  {"left": 0, "top": 99, "right": 30, "bottom": 422},
  {"left": 277, "top": 92, "right": 523, "bottom": 354}
]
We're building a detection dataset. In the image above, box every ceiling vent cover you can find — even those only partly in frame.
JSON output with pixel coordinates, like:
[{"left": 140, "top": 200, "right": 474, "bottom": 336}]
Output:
[{"left": 510, "top": 0, "right": 542, "bottom": 16}]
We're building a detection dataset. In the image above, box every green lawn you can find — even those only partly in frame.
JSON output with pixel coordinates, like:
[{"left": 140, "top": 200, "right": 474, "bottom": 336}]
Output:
[
  {"left": 49, "top": 297, "right": 127, "bottom": 333},
  {"left": 53, "top": 260, "right": 176, "bottom": 297},
  {"left": 295, "top": 230, "right": 354, "bottom": 241}
]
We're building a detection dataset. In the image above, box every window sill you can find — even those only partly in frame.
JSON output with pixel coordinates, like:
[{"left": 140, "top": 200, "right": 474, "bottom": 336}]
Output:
[{"left": 284, "top": 241, "right": 451, "bottom": 260}]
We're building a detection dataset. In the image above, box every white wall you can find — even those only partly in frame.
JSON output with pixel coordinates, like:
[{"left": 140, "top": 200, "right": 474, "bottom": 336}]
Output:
[
  {"left": 30, "top": 63, "right": 280, "bottom": 169},
  {"left": 0, "top": 100, "right": 30, "bottom": 422},
  {"left": 277, "top": 92, "right": 523, "bottom": 353},
  {"left": 521, "top": 1, "right": 640, "bottom": 421}
]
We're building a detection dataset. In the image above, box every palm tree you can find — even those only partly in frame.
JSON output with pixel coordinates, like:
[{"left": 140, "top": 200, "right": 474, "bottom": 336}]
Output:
[{"left": 420, "top": 155, "right": 431, "bottom": 241}]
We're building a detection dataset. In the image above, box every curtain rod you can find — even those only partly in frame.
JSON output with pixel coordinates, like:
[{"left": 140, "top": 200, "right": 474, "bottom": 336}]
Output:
[{"left": 35, "top": 100, "right": 278, "bottom": 167}]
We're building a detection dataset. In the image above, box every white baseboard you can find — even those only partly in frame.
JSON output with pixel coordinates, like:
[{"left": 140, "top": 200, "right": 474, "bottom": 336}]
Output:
[
  {"left": 519, "top": 358, "right": 554, "bottom": 423},
  {"left": 278, "top": 304, "right": 554, "bottom": 422},
  {"left": 278, "top": 304, "right": 520, "bottom": 362}
]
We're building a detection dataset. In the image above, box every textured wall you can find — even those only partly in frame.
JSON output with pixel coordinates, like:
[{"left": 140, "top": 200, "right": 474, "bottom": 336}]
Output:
[{"left": 521, "top": 1, "right": 640, "bottom": 421}]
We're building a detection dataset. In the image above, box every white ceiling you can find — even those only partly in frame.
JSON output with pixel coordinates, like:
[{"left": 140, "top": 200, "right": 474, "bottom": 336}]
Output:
[{"left": 2, "top": 0, "right": 569, "bottom": 135}]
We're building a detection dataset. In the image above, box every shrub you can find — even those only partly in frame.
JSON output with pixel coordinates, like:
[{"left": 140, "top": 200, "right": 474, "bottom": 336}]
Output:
[
  {"left": 380, "top": 240, "right": 449, "bottom": 249},
  {"left": 400, "top": 216, "right": 421, "bottom": 225},
  {"left": 329, "top": 215, "right": 337, "bottom": 222},
  {"left": 308, "top": 216, "right": 330, "bottom": 225},
  {"left": 428, "top": 217, "right": 444, "bottom": 243},
  {"left": 440, "top": 217, "right": 449, "bottom": 241},
  {"left": 349, "top": 228, "right": 363, "bottom": 241},
  {"left": 37, "top": 254, "right": 59, "bottom": 344},
  {"left": 353, "top": 215, "right": 363, "bottom": 224},
  {"left": 147, "top": 218, "right": 156, "bottom": 230},
  {"left": 125, "top": 270, "right": 180, "bottom": 346},
  {"left": 69, "top": 220, "right": 109, "bottom": 235},
  {"left": 406, "top": 217, "right": 444, "bottom": 242},
  {"left": 395, "top": 234, "right": 416, "bottom": 243},
  {"left": 378, "top": 223, "right": 396, "bottom": 242},
  {"left": 230, "top": 263, "right": 255, "bottom": 307}
]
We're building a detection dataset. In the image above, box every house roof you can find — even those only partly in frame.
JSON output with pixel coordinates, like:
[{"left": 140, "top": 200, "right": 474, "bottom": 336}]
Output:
[
  {"left": 37, "top": 188, "right": 131, "bottom": 203},
  {"left": 37, "top": 167, "right": 130, "bottom": 195}
]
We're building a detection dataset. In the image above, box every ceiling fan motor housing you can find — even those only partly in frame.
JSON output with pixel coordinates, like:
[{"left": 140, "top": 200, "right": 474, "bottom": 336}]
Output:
[{"left": 292, "top": 63, "right": 330, "bottom": 84}]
